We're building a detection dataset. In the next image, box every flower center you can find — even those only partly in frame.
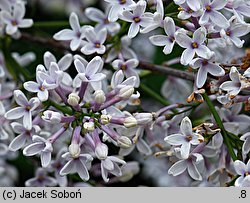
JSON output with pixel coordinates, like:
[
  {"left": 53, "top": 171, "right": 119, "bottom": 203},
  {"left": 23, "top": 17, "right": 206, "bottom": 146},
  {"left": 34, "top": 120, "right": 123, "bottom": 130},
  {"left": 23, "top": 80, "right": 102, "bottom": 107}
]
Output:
[
  {"left": 95, "top": 42, "right": 101, "bottom": 48},
  {"left": 104, "top": 18, "right": 109, "bottom": 24},
  {"left": 202, "top": 60, "right": 208, "bottom": 66},
  {"left": 206, "top": 5, "right": 212, "bottom": 12},
  {"left": 186, "top": 135, "right": 193, "bottom": 141},
  {"left": 192, "top": 42, "right": 198, "bottom": 48},
  {"left": 244, "top": 172, "right": 249, "bottom": 177},
  {"left": 133, "top": 17, "right": 141, "bottom": 23},
  {"left": 39, "top": 85, "right": 45, "bottom": 91},
  {"left": 119, "top": 0, "right": 126, "bottom": 4},
  {"left": 11, "top": 20, "right": 18, "bottom": 26},
  {"left": 226, "top": 31, "right": 231, "bottom": 36},
  {"left": 120, "top": 64, "right": 127, "bottom": 70},
  {"left": 25, "top": 105, "right": 31, "bottom": 111}
]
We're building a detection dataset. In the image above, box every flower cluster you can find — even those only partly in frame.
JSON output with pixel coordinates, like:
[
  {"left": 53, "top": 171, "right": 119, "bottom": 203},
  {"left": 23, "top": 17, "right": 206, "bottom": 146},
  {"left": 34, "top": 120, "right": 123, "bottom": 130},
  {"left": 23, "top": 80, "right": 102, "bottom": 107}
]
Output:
[{"left": 0, "top": 0, "right": 250, "bottom": 187}]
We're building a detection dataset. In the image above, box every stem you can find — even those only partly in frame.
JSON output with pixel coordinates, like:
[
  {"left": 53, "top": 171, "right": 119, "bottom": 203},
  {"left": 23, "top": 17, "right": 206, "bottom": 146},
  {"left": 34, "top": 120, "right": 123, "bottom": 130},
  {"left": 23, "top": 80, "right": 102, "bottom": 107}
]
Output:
[
  {"left": 202, "top": 92, "right": 237, "bottom": 161},
  {"left": 139, "top": 83, "right": 178, "bottom": 113},
  {"left": 138, "top": 61, "right": 195, "bottom": 81}
]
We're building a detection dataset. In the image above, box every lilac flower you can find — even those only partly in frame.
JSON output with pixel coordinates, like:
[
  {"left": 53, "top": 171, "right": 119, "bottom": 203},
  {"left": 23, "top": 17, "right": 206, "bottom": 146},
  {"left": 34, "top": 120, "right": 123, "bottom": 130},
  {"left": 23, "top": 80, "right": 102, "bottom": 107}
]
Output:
[
  {"left": 12, "top": 52, "right": 36, "bottom": 67},
  {"left": 1, "top": 2, "right": 33, "bottom": 35},
  {"left": 81, "top": 27, "right": 107, "bottom": 55},
  {"left": 54, "top": 12, "right": 88, "bottom": 51},
  {"left": 25, "top": 168, "right": 57, "bottom": 187},
  {"left": 85, "top": 7, "right": 120, "bottom": 34},
  {"left": 23, "top": 67, "right": 52, "bottom": 102},
  {"left": 43, "top": 51, "right": 73, "bottom": 86},
  {"left": 105, "top": 0, "right": 136, "bottom": 22},
  {"left": 140, "top": 0, "right": 164, "bottom": 33},
  {"left": 234, "top": 160, "right": 250, "bottom": 187},
  {"left": 60, "top": 144, "right": 93, "bottom": 181},
  {"left": 119, "top": 0, "right": 153, "bottom": 38},
  {"left": 36, "top": 62, "right": 64, "bottom": 90},
  {"left": 168, "top": 152, "right": 204, "bottom": 181},
  {"left": 95, "top": 143, "right": 126, "bottom": 182},
  {"left": 23, "top": 135, "right": 53, "bottom": 167},
  {"left": 175, "top": 27, "right": 213, "bottom": 65},
  {"left": 4, "top": 90, "right": 40, "bottom": 130},
  {"left": 177, "top": 2, "right": 203, "bottom": 20},
  {"left": 9, "top": 122, "right": 41, "bottom": 151},
  {"left": 220, "top": 67, "right": 245, "bottom": 97},
  {"left": 230, "top": 0, "right": 250, "bottom": 23},
  {"left": 220, "top": 20, "right": 249, "bottom": 48},
  {"left": 199, "top": 0, "right": 230, "bottom": 28},
  {"left": 174, "top": 0, "right": 201, "bottom": 12},
  {"left": 190, "top": 57, "right": 225, "bottom": 88},
  {"left": 73, "top": 56, "right": 106, "bottom": 90},
  {"left": 164, "top": 117, "right": 204, "bottom": 159},
  {"left": 105, "top": 36, "right": 137, "bottom": 62},
  {"left": 112, "top": 58, "right": 140, "bottom": 87},
  {"left": 149, "top": 17, "right": 176, "bottom": 55}
]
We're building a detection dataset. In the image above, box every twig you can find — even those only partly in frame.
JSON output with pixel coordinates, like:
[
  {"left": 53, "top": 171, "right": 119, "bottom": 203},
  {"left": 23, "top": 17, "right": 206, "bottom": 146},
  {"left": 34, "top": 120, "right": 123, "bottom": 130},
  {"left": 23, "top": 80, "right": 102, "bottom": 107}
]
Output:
[{"left": 138, "top": 61, "right": 195, "bottom": 81}]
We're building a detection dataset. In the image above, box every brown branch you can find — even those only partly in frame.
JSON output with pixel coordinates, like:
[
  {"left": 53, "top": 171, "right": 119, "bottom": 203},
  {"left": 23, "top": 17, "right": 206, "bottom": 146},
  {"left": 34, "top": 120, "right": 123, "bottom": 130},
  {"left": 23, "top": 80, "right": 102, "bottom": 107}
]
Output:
[{"left": 138, "top": 61, "right": 195, "bottom": 81}]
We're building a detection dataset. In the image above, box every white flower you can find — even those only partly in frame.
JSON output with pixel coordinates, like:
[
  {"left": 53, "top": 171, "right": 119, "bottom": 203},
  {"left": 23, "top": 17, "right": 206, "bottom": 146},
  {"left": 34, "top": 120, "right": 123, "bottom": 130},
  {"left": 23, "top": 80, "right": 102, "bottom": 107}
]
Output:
[
  {"left": 119, "top": 0, "right": 153, "bottom": 38},
  {"left": 81, "top": 27, "right": 107, "bottom": 55},
  {"left": 105, "top": 0, "right": 136, "bottom": 22},
  {"left": 190, "top": 57, "right": 225, "bottom": 88},
  {"left": 2, "top": 2, "right": 33, "bottom": 35},
  {"left": 164, "top": 117, "right": 203, "bottom": 159},
  {"left": 175, "top": 27, "right": 213, "bottom": 65},
  {"left": 199, "top": 0, "right": 229, "bottom": 28},
  {"left": 23, "top": 135, "right": 53, "bottom": 167},
  {"left": 234, "top": 160, "right": 250, "bottom": 187},
  {"left": 174, "top": 0, "right": 201, "bottom": 11},
  {"left": 54, "top": 12, "right": 88, "bottom": 51},
  {"left": 168, "top": 152, "right": 204, "bottom": 181},
  {"left": 149, "top": 17, "right": 176, "bottom": 55},
  {"left": 73, "top": 56, "right": 106, "bottom": 90},
  {"left": 4, "top": 90, "right": 40, "bottom": 130},
  {"left": 42, "top": 110, "right": 62, "bottom": 124},
  {"left": 220, "top": 67, "right": 245, "bottom": 97},
  {"left": 85, "top": 7, "right": 120, "bottom": 34},
  {"left": 112, "top": 58, "right": 140, "bottom": 87}
]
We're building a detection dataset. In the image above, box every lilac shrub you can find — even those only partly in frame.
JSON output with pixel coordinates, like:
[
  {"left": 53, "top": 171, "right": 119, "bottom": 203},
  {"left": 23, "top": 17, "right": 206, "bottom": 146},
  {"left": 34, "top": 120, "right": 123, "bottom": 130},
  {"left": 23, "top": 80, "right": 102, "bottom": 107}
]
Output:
[{"left": 0, "top": 0, "right": 250, "bottom": 187}]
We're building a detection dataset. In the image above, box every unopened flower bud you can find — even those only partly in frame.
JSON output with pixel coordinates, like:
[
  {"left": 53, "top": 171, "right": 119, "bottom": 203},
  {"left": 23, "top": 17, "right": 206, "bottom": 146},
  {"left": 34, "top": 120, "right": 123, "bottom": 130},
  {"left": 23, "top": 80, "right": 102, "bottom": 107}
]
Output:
[
  {"left": 42, "top": 110, "right": 62, "bottom": 124},
  {"left": 95, "top": 143, "right": 108, "bottom": 160},
  {"left": 124, "top": 117, "right": 137, "bottom": 128},
  {"left": 134, "top": 113, "right": 153, "bottom": 125},
  {"left": 69, "top": 143, "right": 81, "bottom": 158},
  {"left": 83, "top": 122, "right": 95, "bottom": 132},
  {"left": 118, "top": 86, "right": 134, "bottom": 99},
  {"left": 100, "top": 114, "right": 112, "bottom": 124},
  {"left": 67, "top": 93, "right": 80, "bottom": 106},
  {"left": 117, "top": 136, "right": 133, "bottom": 148},
  {"left": 94, "top": 90, "right": 106, "bottom": 104}
]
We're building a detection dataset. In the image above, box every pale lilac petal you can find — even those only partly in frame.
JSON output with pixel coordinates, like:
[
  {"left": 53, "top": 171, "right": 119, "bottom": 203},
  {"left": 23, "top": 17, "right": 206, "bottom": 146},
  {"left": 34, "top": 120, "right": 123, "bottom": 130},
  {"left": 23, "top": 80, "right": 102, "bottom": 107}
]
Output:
[
  {"left": 168, "top": 160, "right": 187, "bottom": 176},
  {"left": 187, "top": 162, "right": 202, "bottom": 180},
  {"left": 76, "top": 161, "right": 89, "bottom": 181},
  {"left": 37, "top": 90, "right": 49, "bottom": 102},
  {"left": 85, "top": 8, "right": 105, "bottom": 22},
  {"left": 164, "top": 134, "right": 186, "bottom": 145},
  {"left": 196, "top": 67, "right": 207, "bottom": 88},
  {"left": 102, "top": 158, "right": 114, "bottom": 170},
  {"left": 5, "top": 107, "right": 25, "bottom": 119},
  {"left": 14, "top": 90, "right": 28, "bottom": 106},
  {"left": 163, "top": 41, "right": 175, "bottom": 54},
  {"left": 9, "top": 134, "right": 27, "bottom": 151},
  {"left": 234, "top": 160, "right": 246, "bottom": 175},
  {"left": 14, "top": 3, "right": 25, "bottom": 19},
  {"left": 181, "top": 48, "right": 195, "bottom": 65},
  {"left": 97, "top": 28, "right": 107, "bottom": 44},
  {"left": 70, "top": 12, "right": 80, "bottom": 32},
  {"left": 164, "top": 17, "right": 175, "bottom": 36},
  {"left": 41, "top": 151, "right": 51, "bottom": 167},
  {"left": 193, "top": 27, "right": 206, "bottom": 44},
  {"left": 23, "top": 143, "right": 44, "bottom": 156},
  {"left": 195, "top": 45, "right": 212, "bottom": 59},
  {"left": 209, "top": 11, "right": 229, "bottom": 28},
  {"left": 53, "top": 29, "right": 75, "bottom": 40},
  {"left": 175, "top": 32, "right": 192, "bottom": 48},
  {"left": 74, "top": 59, "right": 86, "bottom": 73},
  {"left": 60, "top": 160, "right": 75, "bottom": 176},
  {"left": 70, "top": 39, "right": 81, "bottom": 51},
  {"left": 199, "top": 12, "right": 209, "bottom": 25},
  {"left": 206, "top": 63, "right": 225, "bottom": 76},
  {"left": 128, "top": 23, "right": 140, "bottom": 38},
  {"left": 23, "top": 111, "right": 32, "bottom": 130},
  {"left": 24, "top": 81, "right": 39, "bottom": 92},
  {"left": 211, "top": 0, "right": 227, "bottom": 10},
  {"left": 136, "top": 138, "right": 152, "bottom": 155},
  {"left": 58, "top": 53, "right": 73, "bottom": 71},
  {"left": 86, "top": 56, "right": 103, "bottom": 77},
  {"left": 149, "top": 35, "right": 169, "bottom": 46}
]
